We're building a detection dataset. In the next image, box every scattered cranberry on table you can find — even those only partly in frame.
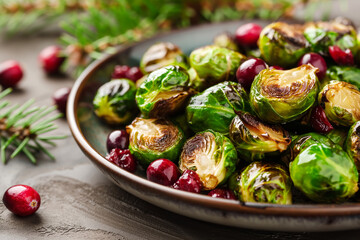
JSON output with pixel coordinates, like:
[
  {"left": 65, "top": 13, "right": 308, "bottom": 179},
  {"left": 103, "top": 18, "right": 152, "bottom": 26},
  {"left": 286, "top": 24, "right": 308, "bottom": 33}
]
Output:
[
  {"left": 208, "top": 188, "right": 237, "bottom": 200},
  {"left": 235, "top": 23, "right": 262, "bottom": 48},
  {"left": 112, "top": 65, "right": 143, "bottom": 82},
  {"left": 328, "top": 45, "right": 354, "bottom": 66},
  {"left": 106, "top": 149, "right": 137, "bottom": 172},
  {"left": 298, "top": 53, "right": 327, "bottom": 80},
  {"left": 146, "top": 159, "right": 180, "bottom": 186},
  {"left": 2, "top": 184, "right": 41, "bottom": 217},
  {"left": 106, "top": 129, "right": 129, "bottom": 152},
  {"left": 39, "top": 45, "right": 66, "bottom": 75},
  {"left": 172, "top": 169, "right": 202, "bottom": 193},
  {"left": 0, "top": 60, "right": 23, "bottom": 88},
  {"left": 236, "top": 58, "right": 268, "bottom": 90},
  {"left": 310, "top": 105, "right": 334, "bottom": 134},
  {"left": 53, "top": 87, "right": 71, "bottom": 115}
]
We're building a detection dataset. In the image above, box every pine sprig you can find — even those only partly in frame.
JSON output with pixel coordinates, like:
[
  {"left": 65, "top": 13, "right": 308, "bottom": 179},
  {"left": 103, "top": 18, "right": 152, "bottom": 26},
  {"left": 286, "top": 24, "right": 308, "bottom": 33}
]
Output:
[{"left": 0, "top": 89, "right": 66, "bottom": 164}]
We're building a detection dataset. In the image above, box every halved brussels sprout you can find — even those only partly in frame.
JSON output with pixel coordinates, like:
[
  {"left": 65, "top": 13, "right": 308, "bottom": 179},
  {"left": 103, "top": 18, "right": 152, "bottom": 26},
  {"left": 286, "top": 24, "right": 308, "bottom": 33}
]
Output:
[
  {"left": 318, "top": 80, "right": 360, "bottom": 126},
  {"left": 289, "top": 133, "right": 359, "bottom": 203},
  {"left": 179, "top": 130, "right": 237, "bottom": 190},
  {"left": 126, "top": 118, "right": 185, "bottom": 166},
  {"left": 136, "top": 65, "right": 195, "bottom": 118},
  {"left": 213, "top": 32, "right": 239, "bottom": 51},
  {"left": 327, "top": 65, "right": 360, "bottom": 89},
  {"left": 228, "top": 162, "right": 292, "bottom": 204},
  {"left": 186, "top": 81, "right": 251, "bottom": 134},
  {"left": 229, "top": 111, "right": 291, "bottom": 161},
  {"left": 189, "top": 45, "right": 246, "bottom": 89},
  {"left": 93, "top": 79, "right": 137, "bottom": 125},
  {"left": 140, "top": 42, "right": 189, "bottom": 74},
  {"left": 250, "top": 64, "right": 319, "bottom": 124},
  {"left": 345, "top": 121, "right": 360, "bottom": 170},
  {"left": 258, "top": 22, "right": 308, "bottom": 67}
]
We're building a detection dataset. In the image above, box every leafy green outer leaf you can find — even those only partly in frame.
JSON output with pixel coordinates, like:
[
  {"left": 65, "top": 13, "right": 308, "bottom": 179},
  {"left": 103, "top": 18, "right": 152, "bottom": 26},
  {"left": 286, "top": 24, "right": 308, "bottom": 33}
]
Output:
[
  {"left": 345, "top": 121, "right": 360, "bottom": 170},
  {"left": 228, "top": 161, "right": 292, "bottom": 204},
  {"left": 327, "top": 65, "right": 360, "bottom": 89},
  {"left": 186, "top": 81, "right": 251, "bottom": 134}
]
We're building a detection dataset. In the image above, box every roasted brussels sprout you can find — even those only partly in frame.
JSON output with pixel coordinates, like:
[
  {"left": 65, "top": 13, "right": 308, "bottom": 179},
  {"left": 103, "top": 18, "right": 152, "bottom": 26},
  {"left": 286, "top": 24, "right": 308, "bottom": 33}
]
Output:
[
  {"left": 228, "top": 162, "right": 292, "bottom": 204},
  {"left": 126, "top": 118, "right": 185, "bottom": 166},
  {"left": 258, "top": 22, "right": 308, "bottom": 67},
  {"left": 327, "top": 65, "right": 360, "bottom": 89},
  {"left": 179, "top": 130, "right": 237, "bottom": 190},
  {"left": 136, "top": 65, "right": 195, "bottom": 118},
  {"left": 140, "top": 42, "right": 189, "bottom": 74},
  {"left": 186, "top": 81, "right": 251, "bottom": 134},
  {"left": 93, "top": 79, "right": 138, "bottom": 125},
  {"left": 213, "top": 33, "right": 239, "bottom": 51},
  {"left": 318, "top": 80, "right": 360, "bottom": 126},
  {"left": 250, "top": 64, "right": 319, "bottom": 124},
  {"left": 289, "top": 133, "right": 359, "bottom": 203},
  {"left": 229, "top": 111, "right": 291, "bottom": 161},
  {"left": 345, "top": 121, "right": 360, "bottom": 170},
  {"left": 189, "top": 45, "right": 246, "bottom": 89}
]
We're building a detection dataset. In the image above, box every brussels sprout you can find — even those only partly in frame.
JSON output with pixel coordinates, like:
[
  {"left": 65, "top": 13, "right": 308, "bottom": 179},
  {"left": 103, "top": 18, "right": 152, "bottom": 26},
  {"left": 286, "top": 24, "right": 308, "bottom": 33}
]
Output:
[
  {"left": 228, "top": 162, "right": 292, "bottom": 204},
  {"left": 289, "top": 133, "right": 359, "bottom": 203},
  {"left": 213, "top": 33, "right": 239, "bottom": 51},
  {"left": 250, "top": 64, "right": 319, "bottom": 124},
  {"left": 325, "top": 128, "right": 348, "bottom": 148},
  {"left": 318, "top": 80, "right": 360, "bottom": 126},
  {"left": 140, "top": 42, "right": 189, "bottom": 74},
  {"left": 126, "top": 118, "right": 185, "bottom": 166},
  {"left": 327, "top": 65, "right": 360, "bottom": 89},
  {"left": 189, "top": 45, "right": 246, "bottom": 89},
  {"left": 229, "top": 111, "right": 291, "bottom": 161},
  {"left": 345, "top": 121, "right": 360, "bottom": 170},
  {"left": 93, "top": 79, "right": 138, "bottom": 125},
  {"left": 186, "top": 81, "right": 251, "bottom": 134},
  {"left": 136, "top": 65, "right": 195, "bottom": 118},
  {"left": 258, "top": 22, "right": 308, "bottom": 67},
  {"left": 179, "top": 130, "right": 237, "bottom": 190}
]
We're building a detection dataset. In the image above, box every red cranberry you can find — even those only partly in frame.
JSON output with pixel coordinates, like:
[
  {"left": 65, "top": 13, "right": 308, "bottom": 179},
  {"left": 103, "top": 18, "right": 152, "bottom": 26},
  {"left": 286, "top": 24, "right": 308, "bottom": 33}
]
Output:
[
  {"left": 329, "top": 45, "right": 354, "bottom": 66},
  {"left": 208, "top": 188, "right": 237, "bottom": 200},
  {"left": 106, "top": 149, "right": 137, "bottom": 172},
  {"left": 269, "top": 66, "right": 284, "bottom": 70},
  {"left": 298, "top": 53, "right": 327, "bottom": 80},
  {"left": 235, "top": 23, "right": 262, "bottom": 48},
  {"left": 53, "top": 87, "right": 71, "bottom": 115},
  {"left": 106, "top": 129, "right": 129, "bottom": 152},
  {"left": 111, "top": 65, "right": 130, "bottom": 79},
  {"left": 0, "top": 60, "right": 23, "bottom": 88},
  {"left": 3, "top": 184, "right": 41, "bottom": 216},
  {"left": 146, "top": 159, "right": 180, "bottom": 186},
  {"left": 310, "top": 105, "right": 334, "bottom": 133},
  {"left": 172, "top": 169, "right": 202, "bottom": 193},
  {"left": 236, "top": 58, "right": 268, "bottom": 89},
  {"left": 126, "top": 67, "right": 143, "bottom": 82},
  {"left": 39, "top": 46, "right": 66, "bottom": 74}
]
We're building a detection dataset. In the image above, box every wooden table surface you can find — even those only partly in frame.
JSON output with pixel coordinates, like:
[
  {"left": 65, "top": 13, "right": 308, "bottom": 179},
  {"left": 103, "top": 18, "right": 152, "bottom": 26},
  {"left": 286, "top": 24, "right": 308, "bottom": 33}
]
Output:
[{"left": 2, "top": 2, "right": 360, "bottom": 239}]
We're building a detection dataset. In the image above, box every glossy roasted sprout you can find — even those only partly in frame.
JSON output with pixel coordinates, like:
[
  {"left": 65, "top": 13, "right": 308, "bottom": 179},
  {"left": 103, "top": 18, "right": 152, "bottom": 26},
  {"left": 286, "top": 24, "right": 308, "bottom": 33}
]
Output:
[
  {"left": 250, "top": 64, "right": 319, "bottom": 124},
  {"left": 229, "top": 111, "right": 291, "bottom": 161},
  {"left": 186, "top": 81, "right": 251, "bottom": 134},
  {"left": 327, "top": 65, "right": 360, "bottom": 89},
  {"left": 179, "top": 130, "right": 237, "bottom": 190},
  {"left": 318, "top": 81, "right": 360, "bottom": 126},
  {"left": 126, "top": 118, "right": 185, "bottom": 166},
  {"left": 139, "top": 42, "right": 189, "bottom": 74},
  {"left": 93, "top": 79, "right": 138, "bottom": 125},
  {"left": 289, "top": 133, "right": 359, "bottom": 203},
  {"left": 213, "top": 32, "right": 239, "bottom": 51},
  {"left": 345, "top": 121, "right": 360, "bottom": 170},
  {"left": 228, "top": 162, "right": 292, "bottom": 204},
  {"left": 136, "top": 65, "right": 195, "bottom": 118}
]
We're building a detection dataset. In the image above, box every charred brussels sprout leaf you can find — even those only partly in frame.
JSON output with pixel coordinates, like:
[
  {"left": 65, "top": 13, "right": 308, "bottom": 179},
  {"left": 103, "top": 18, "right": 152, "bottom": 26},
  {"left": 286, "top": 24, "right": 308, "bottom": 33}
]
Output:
[
  {"left": 250, "top": 64, "right": 319, "bottom": 124},
  {"left": 140, "top": 42, "right": 189, "bottom": 74},
  {"left": 93, "top": 79, "right": 137, "bottom": 125},
  {"left": 179, "top": 130, "right": 237, "bottom": 190},
  {"left": 213, "top": 33, "right": 239, "bottom": 51},
  {"left": 228, "top": 162, "right": 292, "bottom": 204},
  {"left": 136, "top": 65, "right": 195, "bottom": 118},
  {"left": 345, "top": 121, "right": 360, "bottom": 170},
  {"left": 229, "top": 112, "right": 291, "bottom": 161},
  {"left": 258, "top": 22, "right": 308, "bottom": 67},
  {"left": 327, "top": 65, "right": 360, "bottom": 89},
  {"left": 319, "top": 81, "right": 360, "bottom": 126},
  {"left": 186, "top": 82, "right": 251, "bottom": 134},
  {"left": 126, "top": 118, "right": 185, "bottom": 166}
]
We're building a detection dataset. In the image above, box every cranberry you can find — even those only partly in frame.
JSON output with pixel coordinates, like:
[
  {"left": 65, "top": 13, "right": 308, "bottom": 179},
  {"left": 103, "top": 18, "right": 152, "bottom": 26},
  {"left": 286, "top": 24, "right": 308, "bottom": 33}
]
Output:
[
  {"left": 106, "top": 149, "right": 137, "bottom": 172},
  {"left": 236, "top": 58, "right": 268, "bottom": 89},
  {"left": 310, "top": 105, "right": 334, "bottom": 133},
  {"left": 126, "top": 67, "right": 143, "bottom": 82},
  {"left": 0, "top": 60, "right": 23, "bottom": 88},
  {"left": 111, "top": 65, "right": 130, "bottom": 79},
  {"left": 269, "top": 66, "right": 284, "bottom": 70},
  {"left": 329, "top": 45, "right": 354, "bottom": 66},
  {"left": 39, "top": 46, "right": 66, "bottom": 74},
  {"left": 3, "top": 184, "right": 41, "bottom": 216},
  {"left": 146, "top": 159, "right": 180, "bottom": 186},
  {"left": 106, "top": 129, "right": 129, "bottom": 152},
  {"left": 172, "top": 169, "right": 202, "bottom": 193},
  {"left": 208, "top": 188, "right": 237, "bottom": 200},
  {"left": 52, "top": 87, "right": 71, "bottom": 115},
  {"left": 235, "top": 23, "right": 262, "bottom": 48},
  {"left": 298, "top": 53, "right": 327, "bottom": 80}
]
